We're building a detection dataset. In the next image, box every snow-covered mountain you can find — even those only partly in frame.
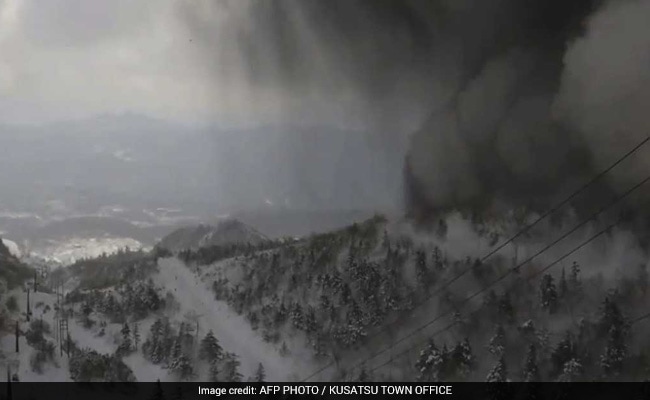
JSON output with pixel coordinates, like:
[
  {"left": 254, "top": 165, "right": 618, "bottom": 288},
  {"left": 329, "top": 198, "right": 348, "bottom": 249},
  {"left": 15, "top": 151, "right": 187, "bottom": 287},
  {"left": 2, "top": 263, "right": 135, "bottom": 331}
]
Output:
[
  {"left": 157, "top": 219, "right": 268, "bottom": 253},
  {"left": 2, "top": 212, "right": 649, "bottom": 383}
]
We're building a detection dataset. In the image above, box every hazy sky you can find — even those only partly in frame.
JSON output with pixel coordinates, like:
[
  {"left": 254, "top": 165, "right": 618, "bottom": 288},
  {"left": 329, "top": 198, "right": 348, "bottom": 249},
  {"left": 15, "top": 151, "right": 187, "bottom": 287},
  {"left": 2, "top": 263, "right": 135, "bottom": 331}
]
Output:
[
  {"left": 0, "top": 0, "right": 416, "bottom": 214},
  {"left": 0, "top": 0, "right": 266, "bottom": 126},
  {"left": 0, "top": 0, "right": 409, "bottom": 129}
]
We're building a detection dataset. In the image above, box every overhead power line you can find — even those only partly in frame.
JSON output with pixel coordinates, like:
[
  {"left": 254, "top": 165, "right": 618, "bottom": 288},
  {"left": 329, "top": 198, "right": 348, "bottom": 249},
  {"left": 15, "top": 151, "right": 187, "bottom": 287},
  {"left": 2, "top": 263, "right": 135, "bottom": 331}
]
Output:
[
  {"left": 348, "top": 172, "right": 650, "bottom": 378},
  {"left": 300, "top": 135, "right": 650, "bottom": 382},
  {"left": 366, "top": 217, "right": 623, "bottom": 377}
]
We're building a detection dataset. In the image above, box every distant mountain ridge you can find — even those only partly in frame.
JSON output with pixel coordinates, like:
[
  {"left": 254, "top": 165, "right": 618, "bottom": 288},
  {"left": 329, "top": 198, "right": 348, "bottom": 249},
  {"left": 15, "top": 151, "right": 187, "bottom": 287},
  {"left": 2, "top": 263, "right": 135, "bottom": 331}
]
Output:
[{"left": 157, "top": 218, "right": 269, "bottom": 252}]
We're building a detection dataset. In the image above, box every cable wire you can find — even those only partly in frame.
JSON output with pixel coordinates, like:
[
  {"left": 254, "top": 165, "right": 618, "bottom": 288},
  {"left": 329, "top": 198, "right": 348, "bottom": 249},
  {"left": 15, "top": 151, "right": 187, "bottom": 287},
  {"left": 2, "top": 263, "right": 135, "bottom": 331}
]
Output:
[
  {"left": 344, "top": 173, "right": 650, "bottom": 378},
  {"left": 367, "top": 217, "right": 621, "bottom": 376},
  {"left": 300, "top": 135, "right": 650, "bottom": 382}
]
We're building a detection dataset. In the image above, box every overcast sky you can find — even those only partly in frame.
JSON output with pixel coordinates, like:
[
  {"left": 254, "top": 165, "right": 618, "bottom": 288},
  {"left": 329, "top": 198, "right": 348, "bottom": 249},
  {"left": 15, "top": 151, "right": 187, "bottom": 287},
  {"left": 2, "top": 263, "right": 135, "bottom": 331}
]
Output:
[
  {"left": 0, "top": 1, "right": 383, "bottom": 129},
  {"left": 0, "top": 0, "right": 438, "bottom": 132},
  {"left": 0, "top": 0, "right": 292, "bottom": 126}
]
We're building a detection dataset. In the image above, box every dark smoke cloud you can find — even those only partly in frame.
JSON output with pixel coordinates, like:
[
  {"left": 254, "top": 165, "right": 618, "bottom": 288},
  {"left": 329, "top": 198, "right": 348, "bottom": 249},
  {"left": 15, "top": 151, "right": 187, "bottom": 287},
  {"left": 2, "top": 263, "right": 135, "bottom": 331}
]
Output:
[
  {"left": 178, "top": 0, "right": 650, "bottom": 219},
  {"left": 178, "top": 0, "right": 569, "bottom": 126}
]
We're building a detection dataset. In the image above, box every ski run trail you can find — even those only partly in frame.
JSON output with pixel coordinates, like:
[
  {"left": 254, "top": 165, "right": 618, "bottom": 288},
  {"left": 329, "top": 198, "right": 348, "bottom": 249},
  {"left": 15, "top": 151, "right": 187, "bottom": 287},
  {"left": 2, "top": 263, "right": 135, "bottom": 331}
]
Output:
[
  {"left": 155, "top": 257, "right": 315, "bottom": 381},
  {"left": 1, "top": 257, "right": 319, "bottom": 382}
]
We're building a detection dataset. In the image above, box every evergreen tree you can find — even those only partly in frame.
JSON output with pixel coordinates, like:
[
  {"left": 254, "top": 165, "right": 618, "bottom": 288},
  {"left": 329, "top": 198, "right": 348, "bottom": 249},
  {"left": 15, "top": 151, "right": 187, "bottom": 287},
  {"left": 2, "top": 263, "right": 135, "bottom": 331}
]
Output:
[
  {"left": 120, "top": 322, "right": 131, "bottom": 349},
  {"left": 415, "top": 250, "right": 431, "bottom": 291},
  {"left": 208, "top": 360, "right": 220, "bottom": 382},
  {"left": 105, "top": 355, "right": 137, "bottom": 382},
  {"left": 26, "top": 288, "right": 31, "bottom": 321},
  {"left": 432, "top": 246, "right": 444, "bottom": 270},
  {"left": 539, "top": 274, "right": 558, "bottom": 314},
  {"left": 15, "top": 321, "right": 19, "bottom": 353},
  {"left": 223, "top": 353, "right": 242, "bottom": 382},
  {"left": 117, "top": 322, "right": 132, "bottom": 356},
  {"left": 347, "top": 301, "right": 363, "bottom": 327},
  {"left": 169, "top": 330, "right": 181, "bottom": 360},
  {"left": 598, "top": 296, "right": 628, "bottom": 339},
  {"left": 133, "top": 323, "right": 140, "bottom": 351},
  {"left": 600, "top": 324, "right": 627, "bottom": 377},
  {"left": 169, "top": 337, "right": 194, "bottom": 381},
  {"left": 290, "top": 303, "right": 304, "bottom": 330},
  {"left": 488, "top": 325, "right": 506, "bottom": 357},
  {"left": 522, "top": 344, "right": 540, "bottom": 382},
  {"left": 416, "top": 339, "right": 446, "bottom": 382},
  {"left": 570, "top": 261, "right": 581, "bottom": 291},
  {"left": 312, "top": 332, "right": 328, "bottom": 357},
  {"left": 451, "top": 338, "right": 474, "bottom": 379},
  {"left": 159, "top": 318, "right": 174, "bottom": 364},
  {"left": 199, "top": 330, "right": 223, "bottom": 364},
  {"left": 558, "top": 358, "right": 583, "bottom": 382},
  {"left": 486, "top": 357, "right": 507, "bottom": 382},
  {"left": 304, "top": 307, "right": 318, "bottom": 335},
  {"left": 551, "top": 331, "right": 577, "bottom": 378},
  {"left": 143, "top": 319, "right": 164, "bottom": 363},
  {"left": 275, "top": 302, "right": 288, "bottom": 326},
  {"left": 171, "top": 354, "right": 194, "bottom": 381},
  {"left": 254, "top": 363, "right": 266, "bottom": 382},
  {"left": 440, "top": 344, "right": 451, "bottom": 379}
]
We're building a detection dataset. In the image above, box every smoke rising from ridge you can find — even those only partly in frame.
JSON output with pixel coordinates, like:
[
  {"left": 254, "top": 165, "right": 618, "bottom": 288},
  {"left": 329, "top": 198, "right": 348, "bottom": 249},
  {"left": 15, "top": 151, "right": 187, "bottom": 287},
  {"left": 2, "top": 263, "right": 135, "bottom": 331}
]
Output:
[{"left": 178, "top": 0, "right": 650, "bottom": 217}]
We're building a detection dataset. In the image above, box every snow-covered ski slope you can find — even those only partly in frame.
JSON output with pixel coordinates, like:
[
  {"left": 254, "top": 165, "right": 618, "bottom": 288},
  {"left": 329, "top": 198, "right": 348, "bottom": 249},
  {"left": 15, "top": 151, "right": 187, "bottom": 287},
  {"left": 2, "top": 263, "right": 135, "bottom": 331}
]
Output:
[
  {"left": 1, "top": 254, "right": 320, "bottom": 382},
  {"left": 154, "top": 257, "right": 315, "bottom": 381}
]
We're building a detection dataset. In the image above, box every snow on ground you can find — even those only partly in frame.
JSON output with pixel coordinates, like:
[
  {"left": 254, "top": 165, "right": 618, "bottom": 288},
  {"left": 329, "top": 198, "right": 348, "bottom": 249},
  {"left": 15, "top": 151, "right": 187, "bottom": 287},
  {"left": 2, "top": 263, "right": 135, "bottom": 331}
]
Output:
[
  {"left": 67, "top": 317, "right": 116, "bottom": 355},
  {"left": 0, "top": 287, "right": 169, "bottom": 382},
  {"left": 119, "top": 317, "right": 174, "bottom": 382},
  {"left": 0, "top": 331, "right": 71, "bottom": 382},
  {"left": 1, "top": 289, "right": 71, "bottom": 382},
  {"left": 155, "top": 257, "right": 316, "bottom": 381},
  {"left": 196, "top": 255, "right": 320, "bottom": 365},
  {"left": 123, "top": 350, "right": 170, "bottom": 382},
  {"left": 2, "top": 252, "right": 321, "bottom": 382}
]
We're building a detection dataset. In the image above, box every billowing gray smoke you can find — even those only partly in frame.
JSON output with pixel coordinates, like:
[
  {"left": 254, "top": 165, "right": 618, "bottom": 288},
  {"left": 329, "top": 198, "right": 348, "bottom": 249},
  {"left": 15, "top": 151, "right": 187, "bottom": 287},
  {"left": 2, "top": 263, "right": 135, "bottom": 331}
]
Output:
[{"left": 177, "top": 0, "right": 650, "bottom": 219}]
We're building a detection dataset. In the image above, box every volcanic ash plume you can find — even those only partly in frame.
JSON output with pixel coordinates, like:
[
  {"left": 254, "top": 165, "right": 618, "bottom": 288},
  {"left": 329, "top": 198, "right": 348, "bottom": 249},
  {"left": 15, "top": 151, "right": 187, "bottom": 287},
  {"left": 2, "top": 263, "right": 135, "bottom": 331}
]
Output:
[{"left": 177, "top": 0, "right": 650, "bottom": 219}]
